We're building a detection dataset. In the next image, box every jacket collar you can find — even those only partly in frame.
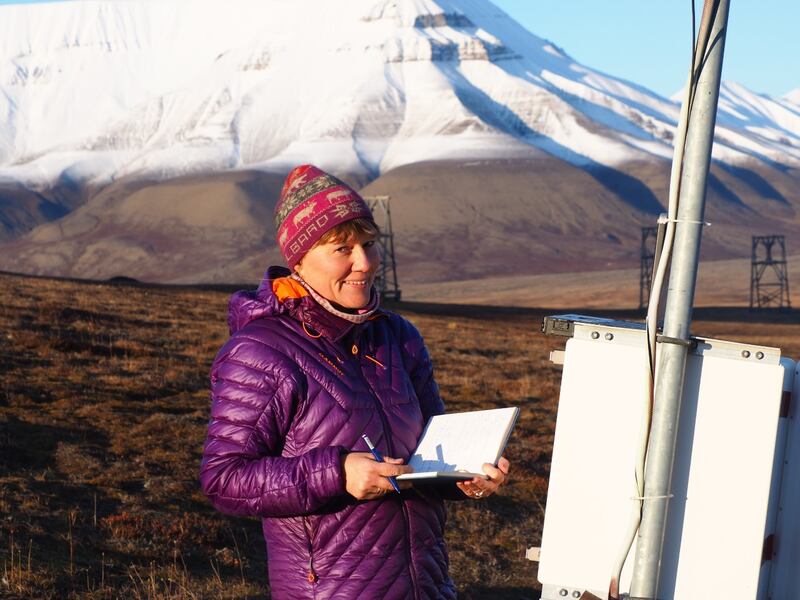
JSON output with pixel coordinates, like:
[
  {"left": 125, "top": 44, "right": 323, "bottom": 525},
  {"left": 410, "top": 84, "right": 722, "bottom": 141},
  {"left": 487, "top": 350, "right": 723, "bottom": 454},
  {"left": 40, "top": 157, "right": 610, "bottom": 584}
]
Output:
[{"left": 261, "top": 266, "right": 379, "bottom": 343}]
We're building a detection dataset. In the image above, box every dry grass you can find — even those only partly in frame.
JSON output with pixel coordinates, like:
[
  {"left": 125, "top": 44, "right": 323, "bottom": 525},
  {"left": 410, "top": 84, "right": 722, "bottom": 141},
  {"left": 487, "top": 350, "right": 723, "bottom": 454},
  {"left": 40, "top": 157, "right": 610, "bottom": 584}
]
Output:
[{"left": 1, "top": 272, "right": 798, "bottom": 599}]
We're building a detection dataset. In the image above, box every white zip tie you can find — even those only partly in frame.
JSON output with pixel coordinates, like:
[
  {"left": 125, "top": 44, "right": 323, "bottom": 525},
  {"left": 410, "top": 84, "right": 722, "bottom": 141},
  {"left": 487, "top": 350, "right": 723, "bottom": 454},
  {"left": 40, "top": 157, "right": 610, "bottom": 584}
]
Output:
[
  {"left": 657, "top": 214, "right": 711, "bottom": 227},
  {"left": 630, "top": 494, "right": 674, "bottom": 501}
]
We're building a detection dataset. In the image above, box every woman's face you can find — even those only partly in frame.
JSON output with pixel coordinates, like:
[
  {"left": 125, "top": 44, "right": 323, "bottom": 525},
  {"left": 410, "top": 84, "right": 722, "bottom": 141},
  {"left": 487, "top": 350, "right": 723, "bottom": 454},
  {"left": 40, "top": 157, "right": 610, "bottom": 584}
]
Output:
[{"left": 295, "top": 230, "right": 380, "bottom": 309}]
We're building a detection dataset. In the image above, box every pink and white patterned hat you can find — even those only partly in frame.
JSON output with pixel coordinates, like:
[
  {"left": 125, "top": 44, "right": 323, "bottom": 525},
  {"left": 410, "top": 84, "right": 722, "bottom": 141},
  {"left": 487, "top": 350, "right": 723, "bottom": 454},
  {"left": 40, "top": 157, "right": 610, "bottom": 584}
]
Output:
[{"left": 274, "top": 165, "right": 374, "bottom": 268}]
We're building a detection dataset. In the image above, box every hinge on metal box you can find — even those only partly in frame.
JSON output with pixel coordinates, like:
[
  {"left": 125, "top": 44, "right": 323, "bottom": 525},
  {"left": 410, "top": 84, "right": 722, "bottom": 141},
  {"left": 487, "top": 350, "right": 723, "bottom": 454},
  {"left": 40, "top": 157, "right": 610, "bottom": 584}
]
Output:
[
  {"left": 780, "top": 391, "right": 792, "bottom": 418},
  {"left": 762, "top": 533, "right": 775, "bottom": 562},
  {"left": 541, "top": 316, "right": 575, "bottom": 337}
]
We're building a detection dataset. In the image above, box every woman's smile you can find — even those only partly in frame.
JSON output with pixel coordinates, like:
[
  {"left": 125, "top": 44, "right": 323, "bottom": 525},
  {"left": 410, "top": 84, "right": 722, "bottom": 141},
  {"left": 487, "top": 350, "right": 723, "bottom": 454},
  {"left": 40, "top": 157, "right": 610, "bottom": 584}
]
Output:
[{"left": 296, "top": 231, "right": 380, "bottom": 309}]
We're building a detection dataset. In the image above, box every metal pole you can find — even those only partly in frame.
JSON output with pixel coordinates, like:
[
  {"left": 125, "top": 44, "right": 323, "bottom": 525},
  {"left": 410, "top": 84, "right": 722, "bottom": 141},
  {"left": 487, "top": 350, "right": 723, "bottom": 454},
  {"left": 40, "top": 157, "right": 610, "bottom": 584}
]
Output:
[{"left": 629, "top": 1, "right": 730, "bottom": 598}]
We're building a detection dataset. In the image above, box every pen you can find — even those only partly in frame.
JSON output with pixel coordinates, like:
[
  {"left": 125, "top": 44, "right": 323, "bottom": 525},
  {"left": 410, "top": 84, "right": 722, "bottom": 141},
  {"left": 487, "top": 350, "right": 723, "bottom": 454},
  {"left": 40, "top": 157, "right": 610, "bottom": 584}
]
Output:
[{"left": 361, "top": 434, "right": 402, "bottom": 494}]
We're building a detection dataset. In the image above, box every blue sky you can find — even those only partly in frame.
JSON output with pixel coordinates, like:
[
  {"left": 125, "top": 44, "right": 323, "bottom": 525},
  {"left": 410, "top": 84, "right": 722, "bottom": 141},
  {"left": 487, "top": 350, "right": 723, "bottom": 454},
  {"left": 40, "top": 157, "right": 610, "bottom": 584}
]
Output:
[
  {"left": 1, "top": 0, "right": 797, "bottom": 98},
  {"left": 492, "top": 0, "right": 799, "bottom": 99}
]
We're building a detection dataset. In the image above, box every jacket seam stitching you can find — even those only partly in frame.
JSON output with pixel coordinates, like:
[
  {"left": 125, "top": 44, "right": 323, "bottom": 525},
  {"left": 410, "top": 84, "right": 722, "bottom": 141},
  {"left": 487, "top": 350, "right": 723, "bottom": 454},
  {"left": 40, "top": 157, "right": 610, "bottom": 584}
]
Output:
[
  {"left": 240, "top": 378, "right": 289, "bottom": 453},
  {"left": 211, "top": 461, "right": 336, "bottom": 501},
  {"left": 219, "top": 353, "right": 297, "bottom": 374}
]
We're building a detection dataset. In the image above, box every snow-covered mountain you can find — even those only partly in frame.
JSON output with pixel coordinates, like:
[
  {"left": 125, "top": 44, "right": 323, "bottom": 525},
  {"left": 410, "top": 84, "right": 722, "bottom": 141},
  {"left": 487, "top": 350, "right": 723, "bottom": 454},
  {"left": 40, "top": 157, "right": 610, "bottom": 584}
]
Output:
[
  {"left": 1, "top": 0, "right": 798, "bottom": 190},
  {"left": 716, "top": 82, "right": 800, "bottom": 158},
  {"left": 0, "top": 0, "right": 798, "bottom": 285},
  {"left": 785, "top": 89, "right": 800, "bottom": 106}
]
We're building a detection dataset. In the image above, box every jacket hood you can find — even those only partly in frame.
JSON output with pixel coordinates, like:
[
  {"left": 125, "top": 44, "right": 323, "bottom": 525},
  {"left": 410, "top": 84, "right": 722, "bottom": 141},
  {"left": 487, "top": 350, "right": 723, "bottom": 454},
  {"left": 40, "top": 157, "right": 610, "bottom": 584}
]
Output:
[
  {"left": 227, "top": 266, "right": 369, "bottom": 342},
  {"left": 227, "top": 266, "right": 291, "bottom": 335}
]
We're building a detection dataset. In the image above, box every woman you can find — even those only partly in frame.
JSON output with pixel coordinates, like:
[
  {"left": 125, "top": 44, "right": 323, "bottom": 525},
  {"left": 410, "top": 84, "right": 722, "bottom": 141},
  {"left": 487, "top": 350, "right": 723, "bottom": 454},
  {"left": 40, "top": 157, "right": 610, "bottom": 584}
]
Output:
[{"left": 199, "top": 164, "right": 510, "bottom": 599}]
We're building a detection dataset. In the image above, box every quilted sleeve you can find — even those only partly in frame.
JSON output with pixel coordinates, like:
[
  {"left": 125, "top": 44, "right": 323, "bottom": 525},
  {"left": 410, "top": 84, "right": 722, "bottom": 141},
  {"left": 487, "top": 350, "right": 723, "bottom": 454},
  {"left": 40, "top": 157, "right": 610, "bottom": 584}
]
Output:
[{"left": 199, "top": 335, "right": 346, "bottom": 518}]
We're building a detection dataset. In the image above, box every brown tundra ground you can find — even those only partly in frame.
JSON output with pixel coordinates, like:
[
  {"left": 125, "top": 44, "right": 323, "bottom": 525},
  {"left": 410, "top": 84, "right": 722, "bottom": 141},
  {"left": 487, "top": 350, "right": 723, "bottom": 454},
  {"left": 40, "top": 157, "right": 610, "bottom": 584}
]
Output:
[{"left": 1, "top": 272, "right": 798, "bottom": 599}]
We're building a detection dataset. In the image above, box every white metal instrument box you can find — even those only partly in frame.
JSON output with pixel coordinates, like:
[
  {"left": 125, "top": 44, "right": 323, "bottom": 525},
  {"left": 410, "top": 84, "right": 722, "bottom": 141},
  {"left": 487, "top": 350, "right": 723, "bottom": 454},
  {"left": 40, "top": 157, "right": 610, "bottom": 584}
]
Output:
[{"left": 536, "top": 315, "right": 798, "bottom": 600}]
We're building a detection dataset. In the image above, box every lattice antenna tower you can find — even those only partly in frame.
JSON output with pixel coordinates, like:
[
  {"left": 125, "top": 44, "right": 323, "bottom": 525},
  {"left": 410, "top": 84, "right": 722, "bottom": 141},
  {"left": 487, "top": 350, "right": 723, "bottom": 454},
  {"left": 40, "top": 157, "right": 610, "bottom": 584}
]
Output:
[
  {"left": 750, "top": 235, "right": 791, "bottom": 310},
  {"left": 639, "top": 226, "right": 659, "bottom": 310},
  {"left": 364, "top": 195, "right": 401, "bottom": 301}
]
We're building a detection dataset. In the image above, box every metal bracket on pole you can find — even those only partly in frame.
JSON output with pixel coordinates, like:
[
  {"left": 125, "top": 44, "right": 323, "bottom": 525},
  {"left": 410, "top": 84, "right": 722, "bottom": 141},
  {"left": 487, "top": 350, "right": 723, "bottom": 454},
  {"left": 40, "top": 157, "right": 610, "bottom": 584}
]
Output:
[{"left": 655, "top": 335, "right": 694, "bottom": 348}]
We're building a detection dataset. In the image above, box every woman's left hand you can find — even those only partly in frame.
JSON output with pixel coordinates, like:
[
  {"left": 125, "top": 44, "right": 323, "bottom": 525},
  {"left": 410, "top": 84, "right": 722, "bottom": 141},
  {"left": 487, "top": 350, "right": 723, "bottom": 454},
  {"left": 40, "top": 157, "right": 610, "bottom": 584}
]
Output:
[{"left": 457, "top": 456, "right": 510, "bottom": 500}]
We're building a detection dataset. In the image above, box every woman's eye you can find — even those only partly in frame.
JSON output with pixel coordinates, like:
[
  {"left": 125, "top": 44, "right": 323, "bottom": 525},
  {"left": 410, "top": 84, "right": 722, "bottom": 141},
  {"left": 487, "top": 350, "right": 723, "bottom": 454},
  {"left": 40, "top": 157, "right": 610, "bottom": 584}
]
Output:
[
  {"left": 335, "top": 245, "right": 350, "bottom": 254},
  {"left": 364, "top": 240, "right": 375, "bottom": 248}
]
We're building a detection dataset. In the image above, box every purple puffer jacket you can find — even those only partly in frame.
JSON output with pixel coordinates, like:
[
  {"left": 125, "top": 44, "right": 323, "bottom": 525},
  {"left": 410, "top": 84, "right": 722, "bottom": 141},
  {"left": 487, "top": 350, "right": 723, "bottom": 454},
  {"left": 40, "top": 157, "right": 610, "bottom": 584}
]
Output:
[{"left": 199, "top": 267, "right": 458, "bottom": 599}]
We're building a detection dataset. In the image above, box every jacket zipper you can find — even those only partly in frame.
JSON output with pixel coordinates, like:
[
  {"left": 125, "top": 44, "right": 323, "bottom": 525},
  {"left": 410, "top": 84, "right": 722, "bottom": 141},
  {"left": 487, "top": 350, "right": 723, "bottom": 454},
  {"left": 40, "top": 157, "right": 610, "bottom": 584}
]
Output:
[
  {"left": 348, "top": 336, "right": 422, "bottom": 600},
  {"left": 302, "top": 516, "right": 318, "bottom": 587}
]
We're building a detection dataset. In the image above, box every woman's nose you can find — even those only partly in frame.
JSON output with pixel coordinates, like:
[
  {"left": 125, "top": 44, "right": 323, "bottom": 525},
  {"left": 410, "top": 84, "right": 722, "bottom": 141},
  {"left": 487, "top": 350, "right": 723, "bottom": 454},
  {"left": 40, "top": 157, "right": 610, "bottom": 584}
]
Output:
[{"left": 352, "top": 245, "right": 378, "bottom": 271}]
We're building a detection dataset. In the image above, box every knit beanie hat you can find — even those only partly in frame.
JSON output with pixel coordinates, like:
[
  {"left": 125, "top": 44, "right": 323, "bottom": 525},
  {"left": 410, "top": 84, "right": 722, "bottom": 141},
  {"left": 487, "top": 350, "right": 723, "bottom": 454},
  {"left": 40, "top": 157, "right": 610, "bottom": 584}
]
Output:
[{"left": 274, "top": 165, "right": 374, "bottom": 268}]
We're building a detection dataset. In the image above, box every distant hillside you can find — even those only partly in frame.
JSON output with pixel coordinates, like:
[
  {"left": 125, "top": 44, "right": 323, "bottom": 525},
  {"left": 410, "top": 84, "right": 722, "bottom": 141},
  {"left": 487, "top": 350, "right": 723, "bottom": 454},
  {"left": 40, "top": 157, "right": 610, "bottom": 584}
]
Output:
[{"left": 1, "top": 158, "right": 798, "bottom": 285}]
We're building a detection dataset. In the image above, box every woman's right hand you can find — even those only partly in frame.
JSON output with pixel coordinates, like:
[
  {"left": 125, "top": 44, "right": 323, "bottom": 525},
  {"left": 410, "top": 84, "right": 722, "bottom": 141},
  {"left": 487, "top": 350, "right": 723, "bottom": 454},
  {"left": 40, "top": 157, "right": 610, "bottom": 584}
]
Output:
[{"left": 342, "top": 452, "right": 413, "bottom": 500}]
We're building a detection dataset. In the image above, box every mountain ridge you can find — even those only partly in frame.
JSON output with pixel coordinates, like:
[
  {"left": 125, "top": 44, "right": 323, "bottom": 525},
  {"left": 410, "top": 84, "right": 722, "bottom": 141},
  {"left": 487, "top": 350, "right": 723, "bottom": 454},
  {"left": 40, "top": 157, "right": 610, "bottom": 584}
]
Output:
[{"left": 0, "top": 0, "right": 798, "bottom": 285}]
